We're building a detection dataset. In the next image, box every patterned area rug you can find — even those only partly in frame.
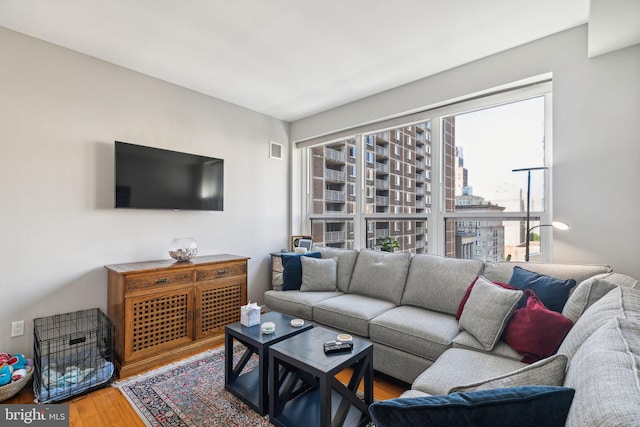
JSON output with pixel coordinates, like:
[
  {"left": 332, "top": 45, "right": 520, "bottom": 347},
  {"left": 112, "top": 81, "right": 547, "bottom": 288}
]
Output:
[{"left": 113, "top": 346, "right": 271, "bottom": 427}]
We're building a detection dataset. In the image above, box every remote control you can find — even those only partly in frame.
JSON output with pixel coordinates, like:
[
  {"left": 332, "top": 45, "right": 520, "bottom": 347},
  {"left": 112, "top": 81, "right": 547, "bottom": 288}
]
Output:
[{"left": 323, "top": 340, "right": 353, "bottom": 354}]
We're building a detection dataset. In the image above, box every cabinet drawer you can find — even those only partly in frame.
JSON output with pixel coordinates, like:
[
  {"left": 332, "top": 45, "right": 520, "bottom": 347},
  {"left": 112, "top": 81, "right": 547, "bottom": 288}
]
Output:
[
  {"left": 196, "top": 262, "right": 246, "bottom": 282},
  {"left": 125, "top": 270, "right": 193, "bottom": 292}
]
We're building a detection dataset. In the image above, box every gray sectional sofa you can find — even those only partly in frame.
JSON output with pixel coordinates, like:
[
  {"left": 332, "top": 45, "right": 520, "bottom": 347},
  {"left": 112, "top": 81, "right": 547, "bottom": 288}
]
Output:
[{"left": 264, "top": 246, "right": 640, "bottom": 426}]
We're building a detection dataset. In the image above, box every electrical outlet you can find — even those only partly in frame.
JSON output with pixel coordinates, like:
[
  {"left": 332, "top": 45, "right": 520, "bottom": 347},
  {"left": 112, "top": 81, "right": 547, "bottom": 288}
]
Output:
[{"left": 11, "top": 320, "right": 24, "bottom": 337}]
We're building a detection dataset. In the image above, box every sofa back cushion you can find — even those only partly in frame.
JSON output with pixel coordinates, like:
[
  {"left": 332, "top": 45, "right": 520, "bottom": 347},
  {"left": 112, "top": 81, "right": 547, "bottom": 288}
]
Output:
[
  {"left": 347, "top": 249, "right": 411, "bottom": 305},
  {"left": 311, "top": 246, "right": 359, "bottom": 292},
  {"left": 482, "top": 261, "right": 611, "bottom": 285},
  {"left": 561, "top": 274, "right": 616, "bottom": 322},
  {"left": 563, "top": 317, "right": 640, "bottom": 427},
  {"left": 558, "top": 286, "right": 640, "bottom": 360},
  {"left": 401, "top": 254, "right": 483, "bottom": 315}
]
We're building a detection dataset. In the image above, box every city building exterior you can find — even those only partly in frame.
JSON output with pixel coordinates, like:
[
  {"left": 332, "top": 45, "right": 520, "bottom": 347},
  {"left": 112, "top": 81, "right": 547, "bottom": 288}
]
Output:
[
  {"left": 309, "top": 121, "right": 438, "bottom": 254},
  {"left": 308, "top": 116, "right": 514, "bottom": 261}
]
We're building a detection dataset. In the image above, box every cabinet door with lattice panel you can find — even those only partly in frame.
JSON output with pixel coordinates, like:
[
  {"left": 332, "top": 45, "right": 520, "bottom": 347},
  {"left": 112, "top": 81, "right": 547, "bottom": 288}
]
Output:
[
  {"left": 196, "top": 275, "right": 246, "bottom": 338},
  {"left": 124, "top": 286, "right": 195, "bottom": 361}
]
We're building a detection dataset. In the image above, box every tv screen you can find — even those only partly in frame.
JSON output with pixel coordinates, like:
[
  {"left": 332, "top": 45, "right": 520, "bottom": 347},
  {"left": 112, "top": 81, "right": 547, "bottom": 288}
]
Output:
[{"left": 115, "top": 141, "right": 223, "bottom": 211}]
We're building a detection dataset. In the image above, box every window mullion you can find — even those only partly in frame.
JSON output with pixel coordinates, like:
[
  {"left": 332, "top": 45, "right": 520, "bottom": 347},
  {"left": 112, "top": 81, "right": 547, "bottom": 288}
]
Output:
[
  {"left": 355, "top": 134, "right": 365, "bottom": 249},
  {"left": 429, "top": 117, "right": 443, "bottom": 255}
]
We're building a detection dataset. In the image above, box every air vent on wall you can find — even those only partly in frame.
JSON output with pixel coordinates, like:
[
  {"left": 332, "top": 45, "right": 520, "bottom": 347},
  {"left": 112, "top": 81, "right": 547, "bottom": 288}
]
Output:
[{"left": 270, "top": 140, "right": 283, "bottom": 160}]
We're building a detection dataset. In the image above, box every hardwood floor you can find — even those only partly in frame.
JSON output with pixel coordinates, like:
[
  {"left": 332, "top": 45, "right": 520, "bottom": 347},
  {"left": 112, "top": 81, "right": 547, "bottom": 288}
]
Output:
[{"left": 6, "top": 346, "right": 409, "bottom": 426}]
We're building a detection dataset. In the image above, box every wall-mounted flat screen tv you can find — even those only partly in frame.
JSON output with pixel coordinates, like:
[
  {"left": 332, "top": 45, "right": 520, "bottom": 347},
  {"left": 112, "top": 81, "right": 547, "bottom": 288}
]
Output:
[{"left": 115, "top": 141, "right": 223, "bottom": 211}]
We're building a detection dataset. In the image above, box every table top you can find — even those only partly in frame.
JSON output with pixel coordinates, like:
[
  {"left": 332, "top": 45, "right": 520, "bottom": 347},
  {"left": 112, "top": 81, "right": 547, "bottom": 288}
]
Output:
[
  {"left": 225, "top": 311, "right": 312, "bottom": 346},
  {"left": 105, "top": 254, "right": 249, "bottom": 273},
  {"left": 269, "top": 326, "right": 372, "bottom": 374}
]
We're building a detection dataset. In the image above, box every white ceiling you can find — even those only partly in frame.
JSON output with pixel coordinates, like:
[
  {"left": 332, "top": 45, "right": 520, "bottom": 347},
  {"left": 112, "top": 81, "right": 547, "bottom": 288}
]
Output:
[{"left": 0, "top": 0, "right": 591, "bottom": 122}]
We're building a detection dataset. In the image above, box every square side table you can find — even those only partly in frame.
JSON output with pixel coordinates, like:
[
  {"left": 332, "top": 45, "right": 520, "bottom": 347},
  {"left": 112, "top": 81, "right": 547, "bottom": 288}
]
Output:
[
  {"left": 268, "top": 326, "right": 373, "bottom": 427},
  {"left": 224, "top": 311, "right": 312, "bottom": 415}
]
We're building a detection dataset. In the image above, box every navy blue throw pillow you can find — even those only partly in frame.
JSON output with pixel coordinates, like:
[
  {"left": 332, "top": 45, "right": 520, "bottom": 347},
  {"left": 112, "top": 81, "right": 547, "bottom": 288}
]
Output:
[
  {"left": 508, "top": 266, "right": 577, "bottom": 313},
  {"left": 281, "top": 252, "right": 321, "bottom": 291},
  {"left": 369, "top": 386, "right": 575, "bottom": 427}
]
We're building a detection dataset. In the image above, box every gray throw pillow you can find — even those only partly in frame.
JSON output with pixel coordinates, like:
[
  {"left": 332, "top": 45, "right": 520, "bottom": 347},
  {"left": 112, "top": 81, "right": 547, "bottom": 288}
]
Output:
[
  {"left": 449, "top": 354, "right": 568, "bottom": 393},
  {"left": 300, "top": 256, "right": 338, "bottom": 292},
  {"left": 459, "top": 276, "right": 523, "bottom": 351}
]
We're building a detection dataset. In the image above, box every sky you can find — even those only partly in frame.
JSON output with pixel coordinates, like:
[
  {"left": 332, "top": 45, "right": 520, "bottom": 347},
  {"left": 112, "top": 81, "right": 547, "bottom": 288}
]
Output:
[{"left": 453, "top": 96, "right": 546, "bottom": 212}]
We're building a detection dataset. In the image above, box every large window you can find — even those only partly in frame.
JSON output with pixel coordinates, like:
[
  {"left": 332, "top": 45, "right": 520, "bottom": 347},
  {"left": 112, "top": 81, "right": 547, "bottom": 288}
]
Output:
[{"left": 302, "top": 82, "right": 553, "bottom": 261}]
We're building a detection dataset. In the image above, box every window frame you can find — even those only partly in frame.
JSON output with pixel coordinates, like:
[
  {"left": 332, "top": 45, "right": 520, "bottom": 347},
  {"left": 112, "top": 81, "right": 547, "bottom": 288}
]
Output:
[{"left": 298, "top": 80, "right": 554, "bottom": 260}]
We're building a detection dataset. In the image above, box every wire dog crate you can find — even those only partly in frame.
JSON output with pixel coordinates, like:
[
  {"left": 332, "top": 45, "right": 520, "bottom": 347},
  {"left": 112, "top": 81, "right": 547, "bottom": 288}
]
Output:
[{"left": 33, "top": 308, "right": 116, "bottom": 403}]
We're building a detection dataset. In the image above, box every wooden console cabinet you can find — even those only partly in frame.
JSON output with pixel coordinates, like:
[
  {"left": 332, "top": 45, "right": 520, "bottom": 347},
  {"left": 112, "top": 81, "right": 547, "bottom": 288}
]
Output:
[{"left": 105, "top": 254, "right": 249, "bottom": 377}]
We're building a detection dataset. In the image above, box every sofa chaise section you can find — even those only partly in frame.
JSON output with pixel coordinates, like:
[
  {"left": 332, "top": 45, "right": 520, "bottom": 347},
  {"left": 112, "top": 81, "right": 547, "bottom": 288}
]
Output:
[{"left": 396, "top": 277, "right": 639, "bottom": 427}]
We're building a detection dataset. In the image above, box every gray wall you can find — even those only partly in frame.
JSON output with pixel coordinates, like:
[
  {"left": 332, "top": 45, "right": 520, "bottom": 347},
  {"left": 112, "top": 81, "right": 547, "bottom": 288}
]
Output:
[
  {"left": 291, "top": 25, "right": 640, "bottom": 279},
  {"left": 0, "top": 27, "right": 289, "bottom": 355}
]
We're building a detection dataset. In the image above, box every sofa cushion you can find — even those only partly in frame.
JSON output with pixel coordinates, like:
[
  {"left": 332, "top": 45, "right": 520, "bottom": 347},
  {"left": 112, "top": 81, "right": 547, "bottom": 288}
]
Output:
[
  {"left": 452, "top": 332, "right": 522, "bottom": 361},
  {"left": 401, "top": 254, "right": 484, "bottom": 315},
  {"left": 599, "top": 272, "right": 640, "bottom": 289},
  {"left": 313, "top": 293, "right": 396, "bottom": 337},
  {"left": 264, "top": 289, "right": 342, "bottom": 320},
  {"left": 561, "top": 274, "right": 618, "bottom": 322},
  {"left": 563, "top": 317, "right": 640, "bottom": 427},
  {"left": 311, "top": 246, "right": 359, "bottom": 292},
  {"left": 557, "top": 286, "right": 640, "bottom": 359},
  {"left": 373, "top": 344, "right": 433, "bottom": 385},
  {"left": 459, "top": 276, "right": 523, "bottom": 351},
  {"left": 281, "top": 252, "right": 321, "bottom": 291},
  {"left": 456, "top": 276, "right": 516, "bottom": 320},
  {"left": 482, "top": 261, "right": 611, "bottom": 286},
  {"left": 399, "top": 389, "right": 431, "bottom": 398},
  {"left": 412, "top": 348, "right": 526, "bottom": 396},
  {"left": 347, "top": 249, "right": 411, "bottom": 305},
  {"left": 370, "top": 306, "right": 459, "bottom": 362},
  {"left": 449, "top": 354, "right": 568, "bottom": 393},
  {"left": 370, "top": 386, "right": 575, "bottom": 427},
  {"left": 562, "top": 272, "right": 640, "bottom": 322},
  {"left": 503, "top": 290, "right": 573, "bottom": 363},
  {"left": 508, "top": 266, "right": 576, "bottom": 313},
  {"left": 300, "top": 256, "right": 337, "bottom": 292}
]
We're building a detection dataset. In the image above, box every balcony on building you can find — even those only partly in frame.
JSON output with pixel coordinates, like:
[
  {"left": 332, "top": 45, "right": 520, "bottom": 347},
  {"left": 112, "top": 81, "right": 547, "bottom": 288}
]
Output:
[
  {"left": 375, "top": 162, "right": 390, "bottom": 173},
  {"left": 376, "top": 178, "right": 389, "bottom": 190},
  {"left": 324, "top": 189, "right": 346, "bottom": 202},
  {"left": 324, "top": 146, "right": 346, "bottom": 164},
  {"left": 376, "top": 195, "right": 390, "bottom": 206},
  {"left": 324, "top": 168, "right": 346, "bottom": 182},
  {"left": 375, "top": 144, "right": 390, "bottom": 158}
]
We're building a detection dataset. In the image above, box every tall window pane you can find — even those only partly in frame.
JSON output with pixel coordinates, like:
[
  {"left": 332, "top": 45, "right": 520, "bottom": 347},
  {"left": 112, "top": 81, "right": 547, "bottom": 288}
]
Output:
[
  {"left": 444, "top": 96, "right": 546, "bottom": 261},
  {"left": 309, "top": 139, "right": 356, "bottom": 248},
  {"left": 364, "top": 122, "right": 431, "bottom": 254}
]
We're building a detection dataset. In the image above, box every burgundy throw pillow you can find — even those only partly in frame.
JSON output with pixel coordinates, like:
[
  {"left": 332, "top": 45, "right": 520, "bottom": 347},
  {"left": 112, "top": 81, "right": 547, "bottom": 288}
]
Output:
[
  {"left": 503, "top": 290, "right": 573, "bottom": 363},
  {"left": 456, "top": 276, "right": 516, "bottom": 320}
]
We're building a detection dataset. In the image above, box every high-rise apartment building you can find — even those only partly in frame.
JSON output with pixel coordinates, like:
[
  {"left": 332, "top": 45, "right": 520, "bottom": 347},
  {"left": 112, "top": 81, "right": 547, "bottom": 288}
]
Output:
[
  {"left": 310, "top": 121, "right": 441, "bottom": 254},
  {"left": 309, "top": 115, "right": 507, "bottom": 261}
]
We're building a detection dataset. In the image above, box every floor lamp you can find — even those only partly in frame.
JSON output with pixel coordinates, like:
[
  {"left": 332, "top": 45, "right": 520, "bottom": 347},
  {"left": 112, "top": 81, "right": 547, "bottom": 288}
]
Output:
[{"left": 512, "top": 166, "right": 548, "bottom": 262}]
